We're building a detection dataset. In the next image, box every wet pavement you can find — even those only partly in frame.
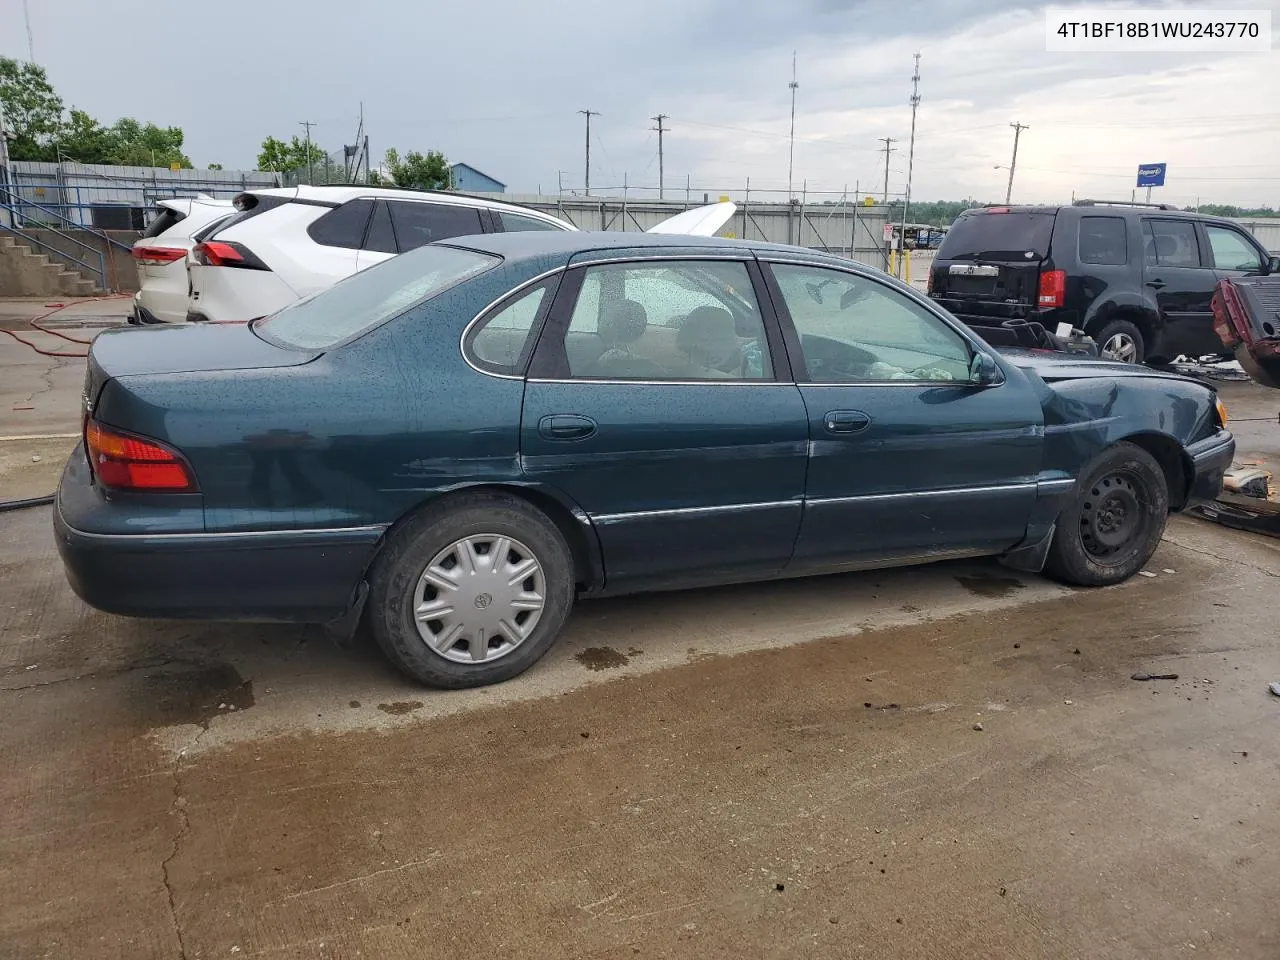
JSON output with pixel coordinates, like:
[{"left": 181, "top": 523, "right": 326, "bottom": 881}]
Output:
[
  {"left": 4, "top": 311, "right": 1280, "bottom": 957},
  {"left": 4, "top": 500, "right": 1280, "bottom": 959}
]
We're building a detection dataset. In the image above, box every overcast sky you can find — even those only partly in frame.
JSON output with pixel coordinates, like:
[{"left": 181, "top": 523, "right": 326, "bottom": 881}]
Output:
[{"left": 3, "top": 0, "right": 1278, "bottom": 206}]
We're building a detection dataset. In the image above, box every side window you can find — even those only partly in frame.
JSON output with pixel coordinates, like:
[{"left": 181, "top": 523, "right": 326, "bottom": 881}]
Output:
[
  {"left": 466, "top": 282, "right": 553, "bottom": 375},
  {"left": 363, "top": 200, "right": 396, "bottom": 253},
  {"left": 1142, "top": 219, "right": 1201, "bottom": 268},
  {"left": 1204, "top": 226, "right": 1263, "bottom": 272},
  {"left": 562, "top": 260, "right": 772, "bottom": 381},
  {"left": 306, "top": 199, "right": 373, "bottom": 249},
  {"left": 771, "top": 263, "right": 971, "bottom": 382},
  {"left": 498, "top": 211, "right": 564, "bottom": 233},
  {"left": 1078, "top": 216, "right": 1127, "bottom": 266},
  {"left": 388, "top": 201, "right": 485, "bottom": 251}
]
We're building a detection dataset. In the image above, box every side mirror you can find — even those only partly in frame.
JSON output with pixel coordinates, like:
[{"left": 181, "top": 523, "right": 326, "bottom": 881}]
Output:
[
  {"left": 1267, "top": 256, "right": 1280, "bottom": 276},
  {"left": 969, "top": 352, "right": 1004, "bottom": 386}
]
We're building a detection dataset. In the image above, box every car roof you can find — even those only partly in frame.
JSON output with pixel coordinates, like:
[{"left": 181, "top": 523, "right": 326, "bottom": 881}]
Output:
[
  {"left": 442, "top": 229, "right": 859, "bottom": 266},
  {"left": 956, "top": 202, "right": 1242, "bottom": 227},
  {"left": 241, "top": 184, "right": 570, "bottom": 223}
]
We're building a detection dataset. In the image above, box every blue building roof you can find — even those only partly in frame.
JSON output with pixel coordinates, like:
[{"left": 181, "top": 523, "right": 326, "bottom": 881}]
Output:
[{"left": 449, "top": 162, "right": 506, "bottom": 189}]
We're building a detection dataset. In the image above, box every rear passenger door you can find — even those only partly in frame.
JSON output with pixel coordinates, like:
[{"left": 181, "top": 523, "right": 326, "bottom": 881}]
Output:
[
  {"left": 517, "top": 255, "right": 809, "bottom": 592},
  {"left": 1140, "top": 218, "right": 1220, "bottom": 359}
]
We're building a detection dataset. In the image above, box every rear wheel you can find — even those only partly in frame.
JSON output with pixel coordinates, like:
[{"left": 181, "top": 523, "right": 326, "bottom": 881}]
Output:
[
  {"left": 1044, "top": 442, "right": 1169, "bottom": 587},
  {"left": 1095, "top": 318, "right": 1145, "bottom": 365},
  {"left": 368, "top": 492, "right": 575, "bottom": 688}
]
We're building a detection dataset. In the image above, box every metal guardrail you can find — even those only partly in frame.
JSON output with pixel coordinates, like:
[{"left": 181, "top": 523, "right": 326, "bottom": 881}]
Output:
[{"left": 0, "top": 220, "right": 106, "bottom": 290}]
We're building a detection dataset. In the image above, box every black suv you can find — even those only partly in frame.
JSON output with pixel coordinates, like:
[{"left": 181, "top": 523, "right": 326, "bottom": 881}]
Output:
[{"left": 928, "top": 200, "right": 1280, "bottom": 365}]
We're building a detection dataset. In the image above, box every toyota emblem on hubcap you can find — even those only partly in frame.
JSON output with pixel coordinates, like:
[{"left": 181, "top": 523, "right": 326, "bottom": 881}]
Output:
[{"left": 474, "top": 593, "right": 493, "bottom": 609}]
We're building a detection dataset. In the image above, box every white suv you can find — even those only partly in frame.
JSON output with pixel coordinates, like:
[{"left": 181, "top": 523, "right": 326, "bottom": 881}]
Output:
[
  {"left": 185, "top": 186, "right": 577, "bottom": 323},
  {"left": 130, "top": 196, "right": 234, "bottom": 324}
]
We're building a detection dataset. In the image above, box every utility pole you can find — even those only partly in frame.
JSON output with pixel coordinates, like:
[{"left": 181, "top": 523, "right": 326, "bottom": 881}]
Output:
[
  {"left": 1006, "top": 122, "right": 1029, "bottom": 204},
  {"left": 878, "top": 137, "right": 897, "bottom": 203},
  {"left": 22, "top": 0, "right": 34, "bottom": 61},
  {"left": 651, "top": 114, "right": 668, "bottom": 200},
  {"left": 787, "top": 51, "right": 799, "bottom": 201},
  {"left": 899, "top": 53, "right": 921, "bottom": 276},
  {"left": 578, "top": 110, "right": 598, "bottom": 196},
  {"left": 299, "top": 120, "right": 317, "bottom": 186}
]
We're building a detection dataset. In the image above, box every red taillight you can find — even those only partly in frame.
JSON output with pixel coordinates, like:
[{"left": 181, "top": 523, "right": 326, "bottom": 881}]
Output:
[
  {"left": 193, "top": 240, "right": 268, "bottom": 270},
  {"left": 85, "top": 420, "right": 197, "bottom": 492},
  {"left": 1038, "top": 269, "right": 1066, "bottom": 308},
  {"left": 132, "top": 246, "right": 188, "bottom": 265}
]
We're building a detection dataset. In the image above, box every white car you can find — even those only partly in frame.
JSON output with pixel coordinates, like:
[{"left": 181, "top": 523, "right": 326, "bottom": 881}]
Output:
[
  {"left": 185, "top": 185, "right": 737, "bottom": 323},
  {"left": 185, "top": 186, "right": 577, "bottom": 323},
  {"left": 129, "top": 196, "right": 234, "bottom": 324}
]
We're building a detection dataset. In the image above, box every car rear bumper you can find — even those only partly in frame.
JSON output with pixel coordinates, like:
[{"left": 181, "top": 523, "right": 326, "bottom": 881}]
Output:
[
  {"left": 54, "top": 446, "right": 384, "bottom": 622},
  {"left": 1185, "top": 429, "right": 1235, "bottom": 507}
]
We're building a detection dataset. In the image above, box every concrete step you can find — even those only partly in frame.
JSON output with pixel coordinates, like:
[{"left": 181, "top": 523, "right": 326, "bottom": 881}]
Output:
[{"left": 0, "top": 233, "right": 107, "bottom": 297}]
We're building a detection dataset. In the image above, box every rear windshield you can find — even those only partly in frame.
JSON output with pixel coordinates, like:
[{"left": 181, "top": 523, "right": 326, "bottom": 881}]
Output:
[
  {"left": 141, "top": 207, "right": 185, "bottom": 239},
  {"left": 254, "top": 244, "right": 500, "bottom": 350},
  {"left": 938, "top": 212, "right": 1055, "bottom": 261}
]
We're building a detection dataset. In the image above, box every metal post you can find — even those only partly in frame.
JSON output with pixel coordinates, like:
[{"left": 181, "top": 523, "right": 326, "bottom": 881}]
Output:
[
  {"left": 300, "top": 120, "right": 316, "bottom": 186},
  {"left": 851, "top": 179, "right": 860, "bottom": 263},
  {"left": 787, "top": 51, "right": 799, "bottom": 201},
  {"left": 578, "top": 110, "right": 597, "bottom": 196},
  {"left": 685, "top": 174, "right": 691, "bottom": 209},
  {"left": 743, "top": 177, "right": 750, "bottom": 241},
  {"left": 878, "top": 138, "right": 896, "bottom": 203},
  {"left": 622, "top": 172, "right": 628, "bottom": 231},
  {"left": 900, "top": 53, "right": 922, "bottom": 279}
]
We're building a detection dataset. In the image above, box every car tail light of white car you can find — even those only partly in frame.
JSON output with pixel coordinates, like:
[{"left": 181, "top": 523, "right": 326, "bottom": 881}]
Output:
[
  {"left": 191, "top": 241, "right": 271, "bottom": 271},
  {"left": 132, "top": 246, "right": 189, "bottom": 266}
]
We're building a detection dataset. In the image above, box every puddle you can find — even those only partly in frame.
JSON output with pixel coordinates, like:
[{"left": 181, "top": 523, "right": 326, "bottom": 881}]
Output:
[
  {"left": 955, "top": 574, "right": 1027, "bottom": 599},
  {"left": 575, "top": 646, "right": 630, "bottom": 671},
  {"left": 136, "top": 662, "right": 254, "bottom": 729},
  {"left": 377, "top": 701, "right": 424, "bottom": 716}
]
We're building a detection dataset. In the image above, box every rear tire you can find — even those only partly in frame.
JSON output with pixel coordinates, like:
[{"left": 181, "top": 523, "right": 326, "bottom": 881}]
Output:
[
  {"left": 367, "top": 492, "right": 575, "bottom": 689},
  {"left": 1044, "top": 442, "right": 1169, "bottom": 587},
  {"left": 1095, "top": 318, "right": 1145, "bottom": 365}
]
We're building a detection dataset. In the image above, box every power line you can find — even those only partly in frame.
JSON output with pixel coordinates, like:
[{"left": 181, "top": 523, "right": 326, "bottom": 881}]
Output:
[
  {"left": 578, "top": 110, "right": 598, "bottom": 196},
  {"left": 651, "top": 114, "right": 669, "bottom": 199}
]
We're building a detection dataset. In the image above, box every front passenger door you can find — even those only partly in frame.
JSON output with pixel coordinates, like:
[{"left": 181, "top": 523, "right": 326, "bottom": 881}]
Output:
[
  {"left": 1141, "top": 218, "right": 1219, "bottom": 359},
  {"left": 764, "top": 262, "right": 1044, "bottom": 570}
]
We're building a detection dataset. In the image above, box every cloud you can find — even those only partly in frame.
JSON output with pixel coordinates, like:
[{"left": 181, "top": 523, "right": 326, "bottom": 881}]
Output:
[{"left": 5, "top": 0, "right": 1278, "bottom": 206}]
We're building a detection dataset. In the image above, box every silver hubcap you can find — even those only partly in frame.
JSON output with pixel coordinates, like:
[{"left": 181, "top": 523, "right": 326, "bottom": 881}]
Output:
[
  {"left": 1102, "top": 332, "right": 1138, "bottom": 364},
  {"left": 412, "top": 534, "right": 546, "bottom": 664}
]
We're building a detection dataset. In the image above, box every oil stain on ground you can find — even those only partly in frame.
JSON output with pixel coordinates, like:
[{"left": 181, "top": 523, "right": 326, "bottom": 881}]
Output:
[
  {"left": 955, "top": 574, "right": 1027, "bottom": 599},
  {"left": 135, "top": 662, "right": 254, "bottom": 729},
  {"left": 377, "top": 701, "right": 424, "bottom": 716},
  {"left": 575, "top": 647, "right": 630, "bottom": 671}
]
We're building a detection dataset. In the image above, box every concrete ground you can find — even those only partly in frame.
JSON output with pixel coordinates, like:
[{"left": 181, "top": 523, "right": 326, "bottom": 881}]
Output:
[{"left": 3, "top": 300, "right": 1280, "bottom": 958}]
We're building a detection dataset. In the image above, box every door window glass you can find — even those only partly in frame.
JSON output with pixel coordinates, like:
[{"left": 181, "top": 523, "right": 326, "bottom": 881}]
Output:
[
  {"left": 388, "top": 201, "right": 485, "bottom": 251},
  {"left": 498, "top": 211, "right": 565, "bottom": 232},
  {"left": 1204, "top": 226, "right": 1263, "bottom": 272},
  {"left": 1142, "top": 220, "right": 1201, "bottom": 267},
  {"left": 562, "top": 260, "right": 771, "bottom": 380},
  {"left": 771, "top": 263, "right": 971, "bottom": 382}
]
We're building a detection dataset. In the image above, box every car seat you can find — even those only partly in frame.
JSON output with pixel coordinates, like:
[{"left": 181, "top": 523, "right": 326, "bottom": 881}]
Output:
[
  {"left": 676, "top": 306, "right": 743, "bottom": 377},
  {"left": 590, "top": 299, "right": 664, "bottom": 378}
]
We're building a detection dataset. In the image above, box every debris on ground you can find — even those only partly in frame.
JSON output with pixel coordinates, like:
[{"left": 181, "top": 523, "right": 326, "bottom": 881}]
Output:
[
  {"left": 973, "top": 722, "right": 985, "bottom": 731},
  {"left": 1268, "top": 682, "right": 1280, "bottom": 698},
  {"left": 1139, "top": 571, "right": 1158, "bottom": 578},
  {"left": 1131, "top": 672, "right": 1179, "bottom": 681}
]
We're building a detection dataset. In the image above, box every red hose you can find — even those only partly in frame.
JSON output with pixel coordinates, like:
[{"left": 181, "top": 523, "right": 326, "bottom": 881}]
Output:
[{"left": 1, "top": 294, "right": 131, "bottom": 358}]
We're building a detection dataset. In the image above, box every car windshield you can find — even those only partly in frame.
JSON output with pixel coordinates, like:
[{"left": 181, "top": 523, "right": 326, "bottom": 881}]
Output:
[
  {"left": 254, "top": 244, "right": 500, "bottom": 350},
  {"left": 939, "top": 212, "right": 1055, "bottom": 261}
]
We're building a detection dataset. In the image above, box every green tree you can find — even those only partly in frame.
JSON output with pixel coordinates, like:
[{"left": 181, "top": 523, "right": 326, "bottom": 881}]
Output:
[
  {"left": 257, "top": 134, "right": 326, "bottom": 173},
  {"left": 207, "top": 163, "right": 223, "bottom": 170},
  {"left": 107, "top": 117, "right": 191, "bottom": 167},
  {"left": 383, "top": 147, "right": 451, "bottom": 191},
  {"left": 57, "top": 108, "right": 116, "bottom": 163},
  {"left": 0, "top": 57, "right": 64, "bottom": 161}
]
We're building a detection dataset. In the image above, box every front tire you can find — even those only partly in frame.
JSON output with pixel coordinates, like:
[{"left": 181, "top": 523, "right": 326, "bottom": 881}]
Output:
[
  {"left": 1044, "top": 442, "right": 1169, "bottom": 587},
  {"left": 368, "top": 492, "right": 575, "bottom": 689}
]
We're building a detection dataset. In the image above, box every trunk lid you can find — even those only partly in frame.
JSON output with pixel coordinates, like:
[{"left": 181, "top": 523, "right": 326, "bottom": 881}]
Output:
[
  {"left": 929, "top": 209, "right": 1057, "bottom": 314},
  {"left": 84, "top": 323, "right": 317, "bottom": 412}
]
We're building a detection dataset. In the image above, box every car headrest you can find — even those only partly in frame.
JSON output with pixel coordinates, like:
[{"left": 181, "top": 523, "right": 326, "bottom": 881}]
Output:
[
  {"left": 677, "top": 306, "right": 738, "bottom": 366},
  {"left": 598, "top": 299, "right": 647, "bottom": 346}
]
